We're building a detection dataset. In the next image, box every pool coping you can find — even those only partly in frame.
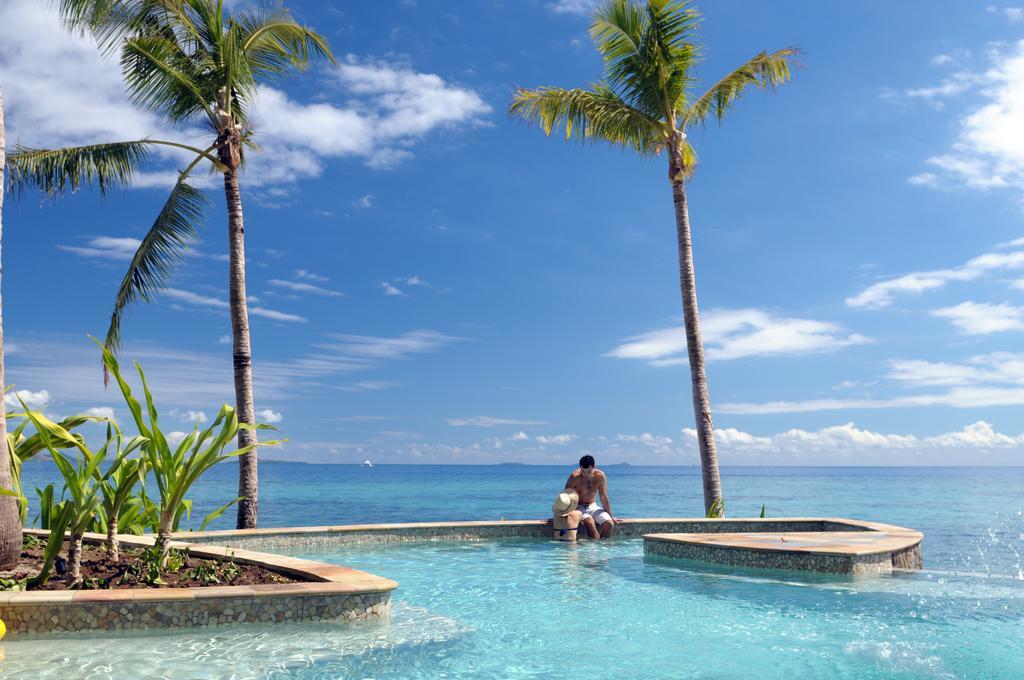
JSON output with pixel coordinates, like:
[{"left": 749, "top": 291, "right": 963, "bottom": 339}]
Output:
[{"left": 176, "top": 516, "right": 923, "bottom": 577}]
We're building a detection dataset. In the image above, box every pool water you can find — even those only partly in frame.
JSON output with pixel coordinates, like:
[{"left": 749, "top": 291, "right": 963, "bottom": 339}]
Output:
[{"left": 5, "top": 537, "right": 1024, "bottom": 679}]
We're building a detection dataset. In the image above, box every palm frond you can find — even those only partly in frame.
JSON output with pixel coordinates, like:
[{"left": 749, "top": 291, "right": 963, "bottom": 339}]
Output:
[
  {"left": 590, "top": 0, "right": 700, "bottom": 119},
  {"left": 683, "top": 47, "right": 801, "bottom": 127},
  {"left": 122, "top": 33, "right": 216, "bottom": 124},
  {"left": 104, "top": 175, "right": 208, "bottom": 358},
  {"left": 6, "top": 141, "right": 152, "bottom": 198},
  {"left": 509, "top": 84, "right": 664, "bottom": 154},
  {"left": 236, "top": 6, "right": 335, "bottom": 80}
]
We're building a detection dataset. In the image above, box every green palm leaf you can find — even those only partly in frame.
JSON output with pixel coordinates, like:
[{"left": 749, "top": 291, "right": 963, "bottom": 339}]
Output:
[
  {"left": 104, "top": 176, "right": 208, "bottom": 357},
  {"left": 683, "top": 47, "right": 801, "bottom": 127},
  {"left": 509, "top": 85, "right": 663, "bottom": 154},
  {"left": 236, "top": 6, "right": 335, "bottom": 81},
  {"left": 6, "top": 141, "right": 152, "bottom": 198}
]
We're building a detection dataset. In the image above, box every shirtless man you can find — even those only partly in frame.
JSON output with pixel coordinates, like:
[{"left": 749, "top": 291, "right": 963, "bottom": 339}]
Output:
[{"left": 564, "top": 455, "right": 620, "bottom": 539}]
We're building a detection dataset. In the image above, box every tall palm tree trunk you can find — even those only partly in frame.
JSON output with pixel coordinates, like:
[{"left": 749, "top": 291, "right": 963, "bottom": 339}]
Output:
[
  {"left": 669, "top": 144, "right": 724, "bottom": 516},
  {"left": 224, "top": 167, "right": 259, "bottom": 529},
  {"left": 0, "top": 87, "right": 22, "bottom": 569}
]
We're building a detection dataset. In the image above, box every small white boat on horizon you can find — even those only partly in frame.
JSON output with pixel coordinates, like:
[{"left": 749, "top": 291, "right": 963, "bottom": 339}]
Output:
[{"left": 363, "top": 459, "right": 374, "bottom": 468}]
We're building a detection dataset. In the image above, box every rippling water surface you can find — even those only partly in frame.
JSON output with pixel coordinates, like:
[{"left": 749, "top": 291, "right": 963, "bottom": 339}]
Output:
[{"left": 7, "top": 464, "right": 1024, "bottom": 678}]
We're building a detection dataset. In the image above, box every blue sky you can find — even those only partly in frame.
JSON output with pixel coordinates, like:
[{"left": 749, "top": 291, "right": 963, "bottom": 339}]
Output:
[{"left": 3, "top": 0, "right": 1024, "bottom": 465}]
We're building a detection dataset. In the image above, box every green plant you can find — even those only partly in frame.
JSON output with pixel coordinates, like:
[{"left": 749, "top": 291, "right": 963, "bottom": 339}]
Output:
[
  {"left": 28, "top": 499, "right": 74, "bottom": 588},
  {"left": 5, "top": 411, "right": 97, "bottom": 523},
  {"left": 20, "top": 405, "right": 125, "bottom": 585},
  {"left": 706, "top": 499, "right": 725, "bottom": 519},
  {"left": 93, "top": 421, "right": 148, "bottom": 562},
  {"left": 100, "top": 343, "right": 280, "bottom": 564}
]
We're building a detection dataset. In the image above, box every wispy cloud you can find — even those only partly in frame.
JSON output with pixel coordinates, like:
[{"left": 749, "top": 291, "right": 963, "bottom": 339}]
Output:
[
  {"left": 336, "top": 381, "right": 397, "bottom": 393},
  {"left": 164, "top": 288, "right": 306, "bottom": 323},
  {"left": 847, "top": 248, "right": 1024, "bottom": 308},
  {"left": 549, "top": 0, "right": 600, "bottom": 15},
  {"left": 606, "top": 309, "right": 870, "bottom": 365},
  {"left": 269, "top": 279, "right": 344, "bottom": 297},
  {"left": 932, "top": 301, "right": 1024, "bottom": 334},
  {"left": 446, "top": 416, "right": 549, "bottom": 427},
  {"left": 535, "top": 434, "right": 577, "bottom": 445},
  {"left": 295, "top": 269, "right": 328, "bottom": 283},
  {"left": 381, "top": 282, "right": 406, "bottom": 297},
  {"left": 58, "top": 236, "right": 141, "bottom": 261},
  {"left": 318, "top": 330, "right": 463, "bottom": 360}
]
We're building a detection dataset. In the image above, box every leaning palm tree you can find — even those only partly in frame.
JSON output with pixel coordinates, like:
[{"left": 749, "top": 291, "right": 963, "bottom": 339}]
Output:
[
  {"left": 0, "top": 86, "right": 22, "bottom": 569},
  {"left": 6, "top": 0, "right": 333, "bottom": 528},
  {"left": 510, "top": 0, "right": 797, "bottom": 516}
]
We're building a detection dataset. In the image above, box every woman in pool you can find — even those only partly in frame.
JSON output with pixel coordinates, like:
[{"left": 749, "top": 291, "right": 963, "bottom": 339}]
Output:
[{"left": 552, "top": 489, "right": 583, "bottom": 541}]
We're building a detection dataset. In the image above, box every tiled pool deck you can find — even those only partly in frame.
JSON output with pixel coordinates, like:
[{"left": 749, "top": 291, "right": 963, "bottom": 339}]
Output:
[{"left": 3, "top": 518, "right": 921, "bottom": 637}]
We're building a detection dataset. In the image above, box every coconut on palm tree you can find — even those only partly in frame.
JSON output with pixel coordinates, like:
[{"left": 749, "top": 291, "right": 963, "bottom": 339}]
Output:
[
  {"left": 6, "top": 0, "right": 333, "bottom": 528},
  {"left": 509, "top": 0, "right": 798, "bottom": 516}
]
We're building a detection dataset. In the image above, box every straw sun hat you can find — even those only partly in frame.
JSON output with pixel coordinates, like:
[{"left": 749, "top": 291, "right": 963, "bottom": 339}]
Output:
[{"left": 552, "top": 490, "right": 579, "bottom": 516}]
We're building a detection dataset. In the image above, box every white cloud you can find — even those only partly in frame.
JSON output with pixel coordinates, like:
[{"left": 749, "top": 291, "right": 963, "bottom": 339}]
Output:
[
  {"left": 269, "top": 279, "right": 344, "bottom": 297},
  {"left": 319, "top": 330, "right": 462, "bottom": 360},
  {"left": 847, "top": 248, "right": 1024, "bottom": 308},
  {"left": 83, "top": 406, "right": 115, "bottom": 419},
  {"left": 4, "top": 389, "right": 50, "bottom": 410},
  {"left": 295, "top": 269, "right": 328, "bottom": 283},
  {"left": 336, "top": 381, "right": 396, "bottom": 393},
  {"left": 0, "top": 0, "right": 163, "bottom": 148},
  {"left": 446, "top": 416, "right": 549, "bottom": 427},
  {"left": 170, "top": 408, "right": 208, "bottom": 424},
  {"left": 58, "top": 236, "right": 141, "bottom": 261},
  {"left": 932, "top": 301, "right": 1024, "bottom": 334},
  {"left": 0, "top": 1, "right": 490, "bottom": 197},
  {"left": 256, "top": 408, "right": 283, "bottom": 424},
  {"left": 549, "top": 0, "right": 601, "bottom": 15},
  {"left": 909, "top": 40, "right": 1024, "bottom": 193},
  {"left": 164, "top": 288, "right": 306, "bottom": 323},
  {"left": 218, "top": 335, "right": 232, "bottom": 345},
  {"left": 606, "top": 309, "right": 870, "bottom": 365},
  {"left": 250, "top": 307, "right": 306, "bottom": 323},
  {"left": 722, "top": 351, "right": 1024, "bottom": 413},
  {"left": 252, "top": 57, "right": 491, "bottom": 176},
  {"left": 166, "top": 431, "right": 188, "bottom": 446},
  {"left": 353, "top": 194, "right": 373, "bottom": 209},
  {"left": 616, "top": 433, "right": 674, "bottom": 447},
  {"left": 535, "top": 434, "right": 577, "bottom": 445},
  {"left": 509, "top": 431, "right": 530, "bottom": 441},
  {"left": 381, "top": 282, "right": 406, "bottom": 297}
]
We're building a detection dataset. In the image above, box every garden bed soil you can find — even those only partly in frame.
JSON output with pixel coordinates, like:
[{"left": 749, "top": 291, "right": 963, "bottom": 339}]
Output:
[{"left": 9, "top": 540, "right": 301, "bottom": 590}]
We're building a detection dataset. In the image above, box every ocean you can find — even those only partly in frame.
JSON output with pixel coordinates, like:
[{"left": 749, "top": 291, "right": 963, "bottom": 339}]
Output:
[{"left": 20, "top": 461, "right": 1024, "bottom": 575}]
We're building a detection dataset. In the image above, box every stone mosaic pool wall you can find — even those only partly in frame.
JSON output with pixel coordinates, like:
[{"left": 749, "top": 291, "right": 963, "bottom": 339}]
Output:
[
  {"left": 1, "top": 531, "right": 397, "bottom": 639},
  {"left": 644, "top": 538, "right": 899, "bottom": 575},
  {"left": 0, "top": 589, "right": 390, "bottom": 639},
  {"left": 180, "top": 518, "right": 843, "bottom": 552}
]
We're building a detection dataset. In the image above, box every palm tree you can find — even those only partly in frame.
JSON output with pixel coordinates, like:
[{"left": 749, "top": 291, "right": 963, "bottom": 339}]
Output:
[
  {"left": 0, "top": 86, "right": 22, "bottom": 569},
  {"left": 509, "top": 0, "right": 797, "bottom": 516},
  {"left": 6, "top": 0, "right": 333, "bottom": 528}
]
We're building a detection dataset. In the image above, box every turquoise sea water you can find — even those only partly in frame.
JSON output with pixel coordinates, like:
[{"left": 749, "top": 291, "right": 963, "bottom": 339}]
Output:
[{"left": 7, "top": 464, "right": 1024, "bottom": 678}]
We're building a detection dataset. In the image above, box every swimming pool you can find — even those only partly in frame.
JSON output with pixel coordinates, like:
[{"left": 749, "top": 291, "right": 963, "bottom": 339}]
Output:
[{"left": 4, "top": 536, "right": 1023, "bottom": 678}]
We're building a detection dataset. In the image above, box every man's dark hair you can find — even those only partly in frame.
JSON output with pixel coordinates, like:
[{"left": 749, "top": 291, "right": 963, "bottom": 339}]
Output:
[{"left": 579, "top": 455, "right": 595, "bottom": 469}]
